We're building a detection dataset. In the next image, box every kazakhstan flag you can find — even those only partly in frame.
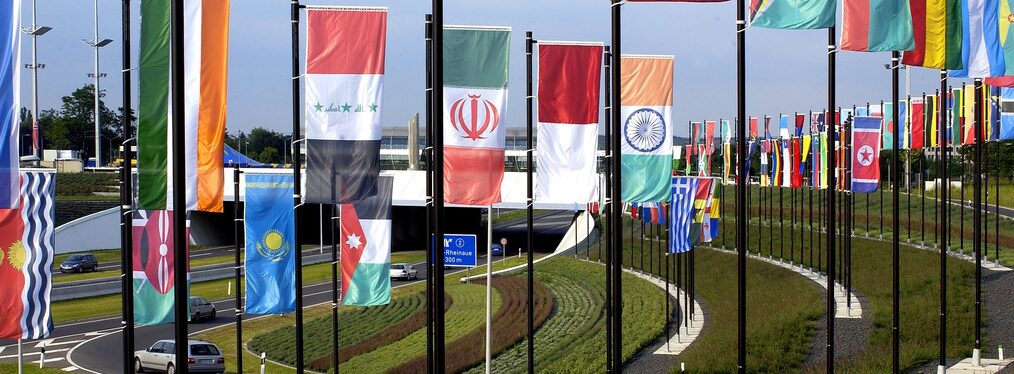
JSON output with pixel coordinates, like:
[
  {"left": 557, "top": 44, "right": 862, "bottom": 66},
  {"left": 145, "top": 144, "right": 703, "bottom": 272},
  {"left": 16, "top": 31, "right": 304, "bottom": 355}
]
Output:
[{"left": 244, "top": 173, "right": 296, "bottom": 315}]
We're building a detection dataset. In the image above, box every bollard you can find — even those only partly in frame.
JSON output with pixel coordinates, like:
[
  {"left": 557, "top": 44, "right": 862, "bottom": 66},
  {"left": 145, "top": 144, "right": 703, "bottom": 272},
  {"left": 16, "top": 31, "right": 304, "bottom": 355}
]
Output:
[
  {"left": 680, "top": 362, "right": 685, "bottom": 372},
  {"left": 1000, "top": 344, "right": 1005, "bottom": 361},
  {"left": 227, "top": 281, "right": 232, "bottom": 296},
  {"left": 260, "top": 352, "right": 266, "bottom": 374},
  {"left": 38, "top": 345, "right": 44, "bottom": 368}
]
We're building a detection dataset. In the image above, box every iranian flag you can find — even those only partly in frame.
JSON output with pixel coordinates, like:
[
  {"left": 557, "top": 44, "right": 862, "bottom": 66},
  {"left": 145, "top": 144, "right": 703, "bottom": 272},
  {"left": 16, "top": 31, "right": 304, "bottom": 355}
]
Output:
[
  {"left": 137, "top": 0, "right": 229, "bottom": 212},
  {"left": 305, "top": 7, "right": 386, "bottom": 204},
  {"left": 443, "top": 26, "right": 510, "bottom": 206},
  {"left": 620, "top": 55, "right": 674, "bottom": 203},
  {"left": 340, "top": 176, "right": 392, "bottom": 306},
  {"left": 535, "top": 42, "right": 603, "bottom": 204}
]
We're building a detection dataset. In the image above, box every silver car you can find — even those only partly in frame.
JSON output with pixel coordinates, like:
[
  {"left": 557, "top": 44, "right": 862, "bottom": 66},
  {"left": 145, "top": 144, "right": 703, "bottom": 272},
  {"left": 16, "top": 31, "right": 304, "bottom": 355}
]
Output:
[
  {"left": 390, "top": 263, "right": 418, "bottom": 280},
  {"left": 190, "top": 296, "right": 216, "bottom": 322},
  {"left": 134, "top": 339, "right": 225, "bottom": 374}
]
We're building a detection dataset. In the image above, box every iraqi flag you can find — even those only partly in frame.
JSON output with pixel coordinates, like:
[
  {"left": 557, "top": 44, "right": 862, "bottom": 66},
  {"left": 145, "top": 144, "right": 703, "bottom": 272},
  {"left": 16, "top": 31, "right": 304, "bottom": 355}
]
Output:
[
  {"left": 620, "top": 55, "right": 674, "bottom": 203},
  {"left": 535, "top": 42, "right": 603, "bottom": 205},
  {"left": 341, "top": 176, "right": 392, "bottom": 306},
  {"left": 132, "top": 210, "right": 190, "bottom": 325},
  {"left": 137, "top": 0, "right": 229, "bottom": 212},
  {"left": 0, "top": 171, "right": 54, "bottom": 339},
  {"left": 443, "top": 26, "right": 510, "bottom": 206},
  {"left": 305, "top": 7, "right": 386, "bottom": 204},
  {"left": 0, "top": 0, "right": 19, "bottom": 209},
  {"left": 851, "top": 116, "right": 882, "bottom": 193}
]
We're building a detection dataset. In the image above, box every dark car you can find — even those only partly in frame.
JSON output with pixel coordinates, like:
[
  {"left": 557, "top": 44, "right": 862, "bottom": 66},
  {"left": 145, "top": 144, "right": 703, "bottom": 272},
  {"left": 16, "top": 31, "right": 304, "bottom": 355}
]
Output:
[
  {"left": 59, "top": 254, "right": 98, "bottom": 273},
  {"left": 491, "top": 244, "right": 503, "bottom": 256}
]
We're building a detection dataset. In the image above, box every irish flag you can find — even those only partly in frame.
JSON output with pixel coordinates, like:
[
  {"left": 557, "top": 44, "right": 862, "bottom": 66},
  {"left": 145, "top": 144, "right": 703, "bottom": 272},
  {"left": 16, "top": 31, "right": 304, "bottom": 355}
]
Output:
[
  {"left": 841, "top": 0, "right": 915, "bottom": 52},
  {"left": 305, "top": 7, "right": 386, "bottom": 204},
  {"left": 902, "top": 0, "right": 963, "bottom": 69},
  {"left": 535, "top": 41, "right": 603, "bottom": 204},
  {"left": 340, "top": 176, "right": 392, "bottom": 306},
  {"left": 137, "top": 0, "right": 229, "bottom": 212},
  {"left": 621, "top": 55, "right": 673, "bottom": 203},
  {"left": 442, "top": 26, "right": 510, "bottom": 206}
]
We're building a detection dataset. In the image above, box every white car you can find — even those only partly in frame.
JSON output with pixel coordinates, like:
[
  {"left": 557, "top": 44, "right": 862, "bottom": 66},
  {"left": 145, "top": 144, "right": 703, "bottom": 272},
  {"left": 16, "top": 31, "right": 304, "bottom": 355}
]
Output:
[
  {"left": 390, "top": 263, "right": 418, "bottom": 280},
  {"left": 134, "top": 339, "right": 225, "bottom": 374}
]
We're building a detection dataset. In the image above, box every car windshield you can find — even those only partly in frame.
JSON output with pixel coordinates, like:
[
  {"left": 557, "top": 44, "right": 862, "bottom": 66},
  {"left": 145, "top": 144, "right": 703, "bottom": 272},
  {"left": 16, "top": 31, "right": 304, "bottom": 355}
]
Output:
[
  {"left": 67, "top": 255, "right": 84, "bottom": 261},
  {"left": 392, "top": 265, "right": 404, "bottom": 269},
  {"left": 191, "top": 344, "right": 220, "bottom": 356}
]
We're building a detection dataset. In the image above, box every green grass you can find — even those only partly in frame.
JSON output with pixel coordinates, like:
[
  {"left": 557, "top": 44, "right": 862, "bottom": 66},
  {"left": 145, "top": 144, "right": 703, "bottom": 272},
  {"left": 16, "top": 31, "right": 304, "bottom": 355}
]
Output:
[
  {"left": 0, "top": 363, "right": 67, "bottom": 373},
  {"left": 50, "top": 251, "right": 425, "bottom": 324},
  {"left": 490, "top": 209, "right": 548, "bottom": 224}
]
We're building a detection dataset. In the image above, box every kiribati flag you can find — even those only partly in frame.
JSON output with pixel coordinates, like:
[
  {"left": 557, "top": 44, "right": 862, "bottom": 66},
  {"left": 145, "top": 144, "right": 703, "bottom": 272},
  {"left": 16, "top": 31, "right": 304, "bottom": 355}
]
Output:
[
  {"left": 0, "top": 171, "right": 55, "bottom": 339},
  {"left": 851, "top": 116, "right": 882, "bottom": 193}
]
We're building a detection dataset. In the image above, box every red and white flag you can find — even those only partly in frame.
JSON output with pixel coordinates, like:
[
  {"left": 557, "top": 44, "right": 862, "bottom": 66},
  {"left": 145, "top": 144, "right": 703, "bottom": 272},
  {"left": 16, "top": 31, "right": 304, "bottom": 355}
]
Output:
[{"left": 851, "top": 116, "right": 882, "bottom": 193}]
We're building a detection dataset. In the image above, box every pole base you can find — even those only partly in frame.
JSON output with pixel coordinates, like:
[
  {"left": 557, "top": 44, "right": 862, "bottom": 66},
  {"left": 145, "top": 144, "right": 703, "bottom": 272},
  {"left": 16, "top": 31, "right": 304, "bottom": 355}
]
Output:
[
  {"left": 973, "top": 348, "right": 981, "bottom": 367},
  {"left": 938, "top": 364, "right": 946, "bottom": 374}
]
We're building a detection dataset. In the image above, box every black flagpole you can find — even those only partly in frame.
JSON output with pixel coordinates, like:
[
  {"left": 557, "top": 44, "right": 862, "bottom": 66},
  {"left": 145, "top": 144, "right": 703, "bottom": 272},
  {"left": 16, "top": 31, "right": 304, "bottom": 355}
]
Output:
[
  {"left": 610, "top": 2, "right": 624, "bottom": 370},
  {"left": 891, "top": 52, "right": 901, "bottom": 374},
  {"left": 290, "top": 1, "right": 306, "bottom": 371},
  {"left": 234, "top": 166, "right": 244, "bottom": 372},
  {"left": 937, "top": 69, "right": 949, "bottom": 374},
  {"left": 423, "top": 13, "right": 434, "bottom": 374},
  {"left": 525, "top": 31, "right": 536, "bottom": 374},
  {"left": 603, "top": 45, "right": 613, "bottom": 371},
  {"left": 171, "top": 0, "right": 189, "bottom": 372},
  {"left": 432, "top": 0, "right": 447, "bottom": 369},
  {"left": 331, "top": 204, "right": 340, "bottom": 372},
  {"left": 119, "top": 0, "right": 134, "bottom": 369},
  {"left": 846, "top": 114, "right": 852, "bottom": 310},
  {"left": 736, "top": 0, "right": 748, "bottom": 369},
  {"left": 825, "top": 25, "right": 837, "bottom": 374},
  {"left": 973, "top": 78, "right": 983, "bottom": 363}
]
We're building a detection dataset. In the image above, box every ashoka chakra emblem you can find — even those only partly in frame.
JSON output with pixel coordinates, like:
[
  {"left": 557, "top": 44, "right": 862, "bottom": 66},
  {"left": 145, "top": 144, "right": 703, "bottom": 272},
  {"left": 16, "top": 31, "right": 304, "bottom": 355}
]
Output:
[{"left": 624, "top": 108, "right": 667, "bottom": 152}]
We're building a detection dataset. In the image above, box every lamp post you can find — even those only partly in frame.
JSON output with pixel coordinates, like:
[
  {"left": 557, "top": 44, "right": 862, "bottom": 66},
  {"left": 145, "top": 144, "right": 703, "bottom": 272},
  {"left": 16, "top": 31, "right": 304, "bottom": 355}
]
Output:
[
  {"left": 22, "top": 0, "right": 50, "bottom": 166},
  {"left": 82, "top": 0, "right": 112, "bottom": 167}
]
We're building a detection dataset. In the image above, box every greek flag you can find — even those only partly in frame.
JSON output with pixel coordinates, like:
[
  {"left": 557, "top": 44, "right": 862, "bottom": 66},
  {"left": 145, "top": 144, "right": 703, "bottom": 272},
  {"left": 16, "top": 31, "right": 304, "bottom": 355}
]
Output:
[{"left": 669, "top": 176, "right": 698, "bottom": 254}]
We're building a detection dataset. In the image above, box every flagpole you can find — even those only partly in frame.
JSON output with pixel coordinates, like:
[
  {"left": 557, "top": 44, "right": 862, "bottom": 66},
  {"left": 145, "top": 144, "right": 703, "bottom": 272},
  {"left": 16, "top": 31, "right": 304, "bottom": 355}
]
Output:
[
  {"left": 486, "top": 205, "right": 493, "bottom": 373},
  {"left": 972, "top": 78, "right": 983, "bottom": 366},
  {"left": 119, "top": 0, "right": 135, "bottom": 369},
  {"left": 331, "top": 204, "right": 340, "bottom": 372},
  {"left": 609, "top": 2, "right": 624, "bottom": 370},
  {"left": 170, "top": 0, "right": 190, "bottom": 371},
  {"left": 290, "top": 1, "right": 306, "bottom": 372},
  {"left": 423, "top": 14, "right": 435, "bottom": 374},
  {"left": 735, "top": 0, "right": 747, "bottom": 369},
  {"left": 602, "top": 45, "right": 613, "bottom": 371},
  {"left": 233, "top": 166, "right": 244, "bottom": 373},
  {"left": 431, "top": 0, "right": 448, "bottom": 369},
  {"left": 891, "top": 52, "right": 901, "bottom": 374},
  {"left": 937, "top": 69, "right": 949, "bottom": 374},
  {"left": 846, "top": 113, "right": 852, "bottom": 311},
  {"left": 524, "top": 31, "right": 536, "bottom": 374},
  {"left": 825, "top": 25, "right": 837, "bottom": 374}
]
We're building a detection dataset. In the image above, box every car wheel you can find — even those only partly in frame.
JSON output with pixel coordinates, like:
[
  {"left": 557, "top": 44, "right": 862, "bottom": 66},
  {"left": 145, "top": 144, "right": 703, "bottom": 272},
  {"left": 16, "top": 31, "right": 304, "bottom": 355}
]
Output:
[
  {"left": 193, "top": 312, "right": 201, "bottom": 322},
  {"left": 134, "top": 358, "right": 144, "bottom": 373},
  {"left": 166, "top": 363, "right": 175, "bottom": 374},
  {"left": 211, "top": 309, "right": 216, "bottom": 319}
]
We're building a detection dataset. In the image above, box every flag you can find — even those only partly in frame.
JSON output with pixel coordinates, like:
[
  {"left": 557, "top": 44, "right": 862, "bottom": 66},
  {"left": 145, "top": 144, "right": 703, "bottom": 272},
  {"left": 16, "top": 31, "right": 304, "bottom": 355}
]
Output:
[
  {"left": 132, "top": 210, "right": 190, "bottom": 325},
  {"left": 842, "top": 0, "right": 916, "bottom": 52},
  {"left": 1001, "top": 87, "right": 1014, "bottom": 139},
  {"left": 693, "top": 179, "right": 716, "bottom": 245},
  {"left": 723, "top": 143, "right": 732, "bottom": 182},
  {"left": 819, "top": 132, "right": 829, "bottom": 189},
  {"left": 883, "top": 101, "right": 896, "bottom": 149},
  {"left": 536, "top": 42, "right": 603, "bottom": 205},
  {"left": 705, "top": 120, "right": 716, "bottom": 153},
  {"left": 305, "top": 7, "right": 387, "bottom": 204},
  {"left": 794, "top": 113, "right": 805, "bottom": 136},
  {"left": 721, "top": 119, "right": 732, "bottom": 143},
  {"left": 779, "top": 114, "right": 790, "bottom": 139},
  {"left": 851, "top": 116, "right": 883, "bottom": 193},
  {"left": 911, "top": 97, "right": 926, "bottom": 149},
  {"left": 1000, "top": 0, "right": 1014, "bottom": 75},
  {"left": 244, "top": 174, "right": 296, "bottom": 315},
  {"left": 341, "top": 176, "right": 392, "bottom": 306},
  {"left": 871, "top": 104, "right": 884, "bottom": 117},
  {"left": 691, "top": 122, "right": 702, "bottom": 153},
  {"left": 781, "top": 137, "right": 791, "bottom": 187},
  {"left": 791, "top": 137, "right": 802, "bottom": 188},
  {"left": 964, "top": 84, "right": 976, "bottom": 144},
  {"left": 749, "top": 117, "right": 759, "bottom": 138},
  {"left": 669, "top": 176, "right": 698, "bottom": 254},
  {"left": 903, "top": 0, "right": 964, "bottom": 69},
  {"left": 138, "top": 0, "right": 229, "bottom": 212},
  {"left": 750, "top": 0, "right": 836, "bottom": 29},
  {"left": 621, "top": 55, "right": 674, "bottom": 203},
  {"left": 444, "top": 26, "right": 510, "bottom": 206},
  {"left": 760, "top": 142, "right": 770, "bottom": 187},
  {"left": 772, "top": 140, "right": 783, "bottom": 187},
  {"left": 0, "top": 171, "right": 54, "bottom": 339},
  {"left": 951, "top": 88, "right": 964, "bottom": 143},
  {"left": 928, "top": 94, "right": 939, "bottom": 146},
  {"left": 898, "top": 100, "right": 909, "bottom": 149},
  {"left": 764, "top": 115, "right": 772, "bottom": 138},
  {"left": 951, "top": 0, "right": 1006, "bottom": 78},
  {"left": 0, "top": 0, "right": 19, "bottom": 209},
  {"left": 745, "top": 141, "right": 756, "bottom": 182}
]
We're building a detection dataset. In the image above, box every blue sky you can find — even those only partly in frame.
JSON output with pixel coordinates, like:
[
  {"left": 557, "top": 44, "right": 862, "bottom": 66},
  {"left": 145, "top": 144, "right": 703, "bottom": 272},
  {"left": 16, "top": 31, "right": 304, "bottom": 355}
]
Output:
[{"left": 20, "top": 0, "right": 970, "bottom": 138}]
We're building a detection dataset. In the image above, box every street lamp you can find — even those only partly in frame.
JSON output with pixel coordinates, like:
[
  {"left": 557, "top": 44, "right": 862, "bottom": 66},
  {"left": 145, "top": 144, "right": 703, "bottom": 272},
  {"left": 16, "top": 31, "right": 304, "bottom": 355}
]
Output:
[
  {"left": 22, "top": 0, "right": 51, "bottom": 165},
  {"left": 82, "top": 0, "right": 113, "bottom": 168}
]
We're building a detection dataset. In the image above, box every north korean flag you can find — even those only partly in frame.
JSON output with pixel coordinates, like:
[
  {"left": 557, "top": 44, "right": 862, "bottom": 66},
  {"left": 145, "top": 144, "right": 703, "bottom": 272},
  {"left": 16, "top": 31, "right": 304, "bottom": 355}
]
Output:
[{"left": 851, "top": 116, "right": 883, "bottom": 193}]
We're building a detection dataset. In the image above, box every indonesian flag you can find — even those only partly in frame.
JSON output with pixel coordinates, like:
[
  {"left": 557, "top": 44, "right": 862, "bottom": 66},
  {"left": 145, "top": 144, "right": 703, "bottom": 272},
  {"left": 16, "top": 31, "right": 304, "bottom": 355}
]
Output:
[
  {"left": 851, "top": 116, "right": 882, "bottom": 193},
  {"left": 0, "top": 171, "right": 54, "bottom": 339},
  {"left": 443, "top": 26, "right": 510, "bottom": 206},
  {"left": 305, "top": 7, "right": 386, "bottom": 204},
  {"left": 137, "top": 0, "right": 229, "bottom": 212},
  {"left": 340, "top": 176, "right": 392, "bottom": 306},
  {"left": 132, "top": 210, "right": 190, "bottom": 325},
  {"left": 535, "top": 42, "right": 603, "bottom": 204}
]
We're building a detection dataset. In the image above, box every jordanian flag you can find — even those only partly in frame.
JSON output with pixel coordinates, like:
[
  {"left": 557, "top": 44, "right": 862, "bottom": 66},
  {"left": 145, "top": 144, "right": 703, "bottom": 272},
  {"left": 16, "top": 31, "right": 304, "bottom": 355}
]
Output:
[
  {"left": 340, "top": 176, "right": 392, "bottom": 306},
  {"left": 132, "top": 210, "right": 190, "bottom": 325},
  {"left": 840, "top": 0, "right": 915, "bottom": 52},
  {"left": 903, "top": 0, "right": 963, "bottom": 69},
  {"left": 620, "top": 55, "right": 673, "bottom": 203},
  {"left": 137, "top": 0, "right": 230, "bottom": 212},
  {"left": 443, "top": 26, "right": 510, "bottom": 206},
  {"left": 305, "top": 7, "right": 386, "bottom": 204}
]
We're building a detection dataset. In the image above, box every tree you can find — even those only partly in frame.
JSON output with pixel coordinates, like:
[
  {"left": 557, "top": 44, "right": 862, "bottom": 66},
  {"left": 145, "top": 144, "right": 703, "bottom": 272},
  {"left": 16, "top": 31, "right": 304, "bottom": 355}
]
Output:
[
  {"left": 36, "top": 84, "right": 127, "bottom": 165},
  {"left": 257, "top": 147, "right": 280, "bottom": 163}
]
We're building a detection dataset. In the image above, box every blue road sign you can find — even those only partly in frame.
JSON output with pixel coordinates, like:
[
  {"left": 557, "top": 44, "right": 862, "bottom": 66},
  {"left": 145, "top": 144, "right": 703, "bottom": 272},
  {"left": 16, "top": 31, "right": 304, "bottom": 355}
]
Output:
[{"left": 442, "top": 234, "right": 477, "bottom": 267}]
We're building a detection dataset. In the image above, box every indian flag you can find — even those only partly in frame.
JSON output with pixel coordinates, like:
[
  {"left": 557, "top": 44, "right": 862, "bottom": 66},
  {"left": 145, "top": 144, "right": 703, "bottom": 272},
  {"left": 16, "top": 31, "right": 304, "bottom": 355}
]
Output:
[
  {"left": 137, "top": 0, "right": 229, "bottom": 212},
  {"left": 620, "top": 55, "right": 674, "bottom": 203},
  {"left": 340, "top": 176, "right": 392, "bottom": 306}
]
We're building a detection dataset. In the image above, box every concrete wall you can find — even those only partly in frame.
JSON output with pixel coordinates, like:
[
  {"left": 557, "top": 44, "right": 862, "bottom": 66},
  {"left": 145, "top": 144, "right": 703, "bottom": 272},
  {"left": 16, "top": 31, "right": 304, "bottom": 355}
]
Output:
[{"left": 55, "top": 207, "right": 120, "bottom": 254}]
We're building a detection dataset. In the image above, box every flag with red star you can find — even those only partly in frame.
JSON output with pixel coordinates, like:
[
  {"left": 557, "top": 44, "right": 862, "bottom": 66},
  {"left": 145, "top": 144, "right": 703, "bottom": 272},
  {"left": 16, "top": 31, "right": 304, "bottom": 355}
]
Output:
[
  {"left": 851, "top": 116, "right": 883, "bottom": 193},
  {"left": 340, "top": 176, "right": 392, "bottom": 306}
]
